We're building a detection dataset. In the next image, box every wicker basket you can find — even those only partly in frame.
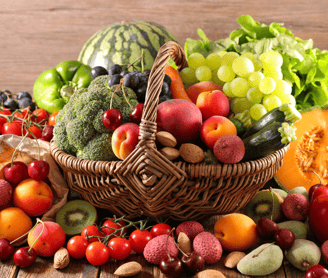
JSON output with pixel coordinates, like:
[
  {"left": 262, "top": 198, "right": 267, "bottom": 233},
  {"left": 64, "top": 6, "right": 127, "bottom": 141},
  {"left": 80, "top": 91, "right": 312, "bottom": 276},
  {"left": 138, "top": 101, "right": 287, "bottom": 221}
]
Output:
[{"left": 50, "top": 41, "right": 288, "bottom": 221}]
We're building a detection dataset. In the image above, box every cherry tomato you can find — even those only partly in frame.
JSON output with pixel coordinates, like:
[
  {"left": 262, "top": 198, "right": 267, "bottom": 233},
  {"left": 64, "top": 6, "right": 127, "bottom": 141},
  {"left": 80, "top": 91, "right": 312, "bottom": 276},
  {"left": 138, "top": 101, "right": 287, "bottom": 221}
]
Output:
[
  {"left": 107, "top": 237, "right": 131, "bottom": 261},
  {"left": 150, "top": 223, "right": 172, "bottom": 238},
  {"left": 47, "top": 112, "right": 59, "bottom": 126},
  {"left": 102, "top": 218, "right": 127, "bottom": 239},
  {"left": 13, "top": 109, "right": 30, "bottom": 122},
  {"left": 129, "top": 229, "right": 152, "bottom": 254},
  {"left": 0, "top": 109, "right": 11, "bottom": 115},
  {"left": 27, "top": 125, "right": 42, "bottom": 139},
  {"left": 81, "top": 225, "right": 105, "bottom": 243},
  {"left": 67, "top": 235, "right": 90, "bottom": 259},
  {"left": 32, "top": 108, "right": 49, "bottom": 124},
  {"left": 85, "top": 241, "right": 110, "bottom": 266},
  {"left": 2, "top": 122, "right": 22, "bottom": 136}
]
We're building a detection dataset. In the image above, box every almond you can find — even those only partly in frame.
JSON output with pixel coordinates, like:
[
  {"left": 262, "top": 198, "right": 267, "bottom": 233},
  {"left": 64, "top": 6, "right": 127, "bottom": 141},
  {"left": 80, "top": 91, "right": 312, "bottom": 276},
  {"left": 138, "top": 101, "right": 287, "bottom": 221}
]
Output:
[
  {"left": 114, "top": 261, "right": 142, "bottom": 277},
  {"left": 156, "top": 131, "right": 177, "bottom": 147},
  {"left": 159, "top": 147, "right": 180, "bottom": 160},
  {"left": 177, "top": 232, "right": 192, "bottom": 253},
  {"left": 53, "top": 247, "right": 70, "bottom": 269},
  {"left": 224, "top": 251, "right": 246, "bottom": 268},
  {"left": 179, "top": 143, "right": 204, "bottom": 163},
  {"left": 195, "top": 269, "right": 226, "bottom": 278}
]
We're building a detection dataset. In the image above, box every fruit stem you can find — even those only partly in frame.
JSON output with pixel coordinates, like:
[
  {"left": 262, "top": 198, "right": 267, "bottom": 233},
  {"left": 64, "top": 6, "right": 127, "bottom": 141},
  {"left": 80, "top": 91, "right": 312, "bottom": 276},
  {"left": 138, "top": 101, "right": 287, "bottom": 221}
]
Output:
[
  {"left": 172, "top": 233, "right": 189, "bottom": 258},
  {"left": 28, "top": 218, "right": 45, "bottom": 253},
  {"left": 252, "top": 242, "right": 275, "bottom": 258},
  {"left": 10, "top": 131, "right": 29, "bottom": 167},
  {"left": 121, "top": 82, "right": 133, "bottom": 110},
  {"left": 165, "top": 228, "right": 175, "bottom": 261},
  {"left": 9, "top": 218, "right": 40, "bottom": 245},
  {"left": 303, "top": 170, "right": 322, "bottom": 185}
]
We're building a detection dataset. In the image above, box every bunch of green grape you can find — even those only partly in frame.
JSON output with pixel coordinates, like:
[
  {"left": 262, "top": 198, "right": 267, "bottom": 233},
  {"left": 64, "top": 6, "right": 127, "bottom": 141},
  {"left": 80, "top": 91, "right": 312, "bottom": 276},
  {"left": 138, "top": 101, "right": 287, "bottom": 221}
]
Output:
[{"left": 181, "top": 50, "right": 296, "bottom": 121}]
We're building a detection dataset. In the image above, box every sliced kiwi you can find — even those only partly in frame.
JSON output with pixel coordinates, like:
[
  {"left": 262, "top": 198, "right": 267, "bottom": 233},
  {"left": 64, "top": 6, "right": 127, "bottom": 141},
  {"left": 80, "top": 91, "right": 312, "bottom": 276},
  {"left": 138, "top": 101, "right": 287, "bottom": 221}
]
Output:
[
  {"left": 56, "top": 200, "right": 97, "bottom": 236},
  {"left": 244, "top": 190, "right": 284, "bottom": 224}
]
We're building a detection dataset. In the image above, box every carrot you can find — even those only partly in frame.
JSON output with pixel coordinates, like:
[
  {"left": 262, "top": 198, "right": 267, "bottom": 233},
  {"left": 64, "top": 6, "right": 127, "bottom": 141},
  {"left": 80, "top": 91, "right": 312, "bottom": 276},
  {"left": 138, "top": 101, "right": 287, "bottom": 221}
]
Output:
[{"left": 165, "top": 66, "right": 192, "bottom": 102}]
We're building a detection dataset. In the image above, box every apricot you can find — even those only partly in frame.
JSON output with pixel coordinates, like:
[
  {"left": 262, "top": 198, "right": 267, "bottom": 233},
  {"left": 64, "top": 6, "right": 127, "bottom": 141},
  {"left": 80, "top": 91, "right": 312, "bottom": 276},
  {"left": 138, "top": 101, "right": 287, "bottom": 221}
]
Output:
[
  {"left": 186, "top": 81, "right": 223, "bottom": 103},
  {"left": 0, "top": 207, "right": 33, "bottom": 242},
  {"left": 214, "top": 213, "right": 258, "bottom": 252}
]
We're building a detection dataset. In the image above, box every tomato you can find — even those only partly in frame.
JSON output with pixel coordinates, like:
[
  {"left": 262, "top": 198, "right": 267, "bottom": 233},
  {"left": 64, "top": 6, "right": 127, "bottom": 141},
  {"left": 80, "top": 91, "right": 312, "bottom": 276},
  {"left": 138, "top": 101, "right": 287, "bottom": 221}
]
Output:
[
  {"left": 81, "top": 225, "right": 105, "bottom": 243},
  {"left": 102, "top": 218, "right": 127, "bottom": 239},
  {"left": 26, "top": 125, "right": 42, "bottom": 139},
  {"left": 13, "top": 110, "right": 30, "bottom": 122},
  {"left": 309, "top": 194, "right": 328, "bottom": 242},
  {"left": 107, "top": 237, "right": 131, "bottom": 261},
  {"left": 67, "top": 235, "right": 89, "bottom": 259},
  {"left": 0, "top": 110, "right": 11, "bottom": 132},
  {"left": 85, "top": 241, "right": 110, "bottom": 266},
  {"left": 1, "top": 122, "right": 22, "bottom": 136},
  {"left": 129, "top": 229, "right": 152, "bottom": 254},
  {"left": 150, "top": 223, "right": 172, "bottom": 238},
  {"left": 47, "top": 112, "right": 59, "bottom": 126},
  {"left": 32, "top": 108, "right": 49, "bottom": 124}
]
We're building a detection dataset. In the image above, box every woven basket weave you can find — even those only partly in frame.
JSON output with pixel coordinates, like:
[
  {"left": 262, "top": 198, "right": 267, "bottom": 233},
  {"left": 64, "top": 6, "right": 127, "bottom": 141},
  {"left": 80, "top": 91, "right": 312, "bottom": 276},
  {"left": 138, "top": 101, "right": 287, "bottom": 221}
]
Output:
[{"left": 50, "top": 41, "right": 288, "bottom": 221}]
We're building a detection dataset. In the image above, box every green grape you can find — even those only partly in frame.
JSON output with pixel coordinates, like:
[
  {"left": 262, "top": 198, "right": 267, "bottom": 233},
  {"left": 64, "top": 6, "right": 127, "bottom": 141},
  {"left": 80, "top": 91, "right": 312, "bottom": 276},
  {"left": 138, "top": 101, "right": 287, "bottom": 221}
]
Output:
[
  {"left": 231, "top": 97, "right": 253, "bottom": 114},
  {"left": 248, "top": 71, "right": 264, "bottom": 87},
  {"left": 247, "top": 87, "right": 263, "bottom": 104},
  {"left": 218, "top": 51, "right": 227, "bottom": 57},
  {"left": 195, "top": 66, "right": 212, "bottom": 81},
  {"left": 259, "top": 77, "right": 276, "bottom": 94},
  {"left": 279, "top": 93, "right": 296, "bottom": 106},
  {"left": 217, "top": 65, "right": 235, "bottom": 82},
  {"left": 205, "top": 53, "right": 222, "bottom": 70},
  {"left": 258, "top": 52, "right": 268, "bottom": 62},
  {"left": 263, "top": 51, "right": 283, "bottom": 68},
  {"left": 271, "top": 79, "right": 292, "bottom": 98},
  {"left": 263, "top": 94, "right": 282, "bottom": 111},
  {"left": 230, "top": 77, "right": 249, "bottom": 97},
  {"left": 232, "top": 56, "right": 254, "bottom": 77},
  {"left": 212, "top": 70, "right": 225, "bottom": 87},
  {"left": 221, "top": 52, "right": 240, "bottom": 67},
  {"left": 223, "top": 82, "right": 234, "bottom": 98},
  {"left": 263, "top": 68, "right": 283, "bottom": 80},
  {"left": 241, "top": 52, "right": 256, "bottom": 62},
  {"left": 180, "top": 67, "right": 198, "bottom": 84},
  {"left": 188, "top": 53, "right": 206, "bottom": 70},
  {"left": 253, "top": 60, "right": 263, "bottom": 71},
  {"left": 250, "top": 104, "right": 268, "bottom": 121}
]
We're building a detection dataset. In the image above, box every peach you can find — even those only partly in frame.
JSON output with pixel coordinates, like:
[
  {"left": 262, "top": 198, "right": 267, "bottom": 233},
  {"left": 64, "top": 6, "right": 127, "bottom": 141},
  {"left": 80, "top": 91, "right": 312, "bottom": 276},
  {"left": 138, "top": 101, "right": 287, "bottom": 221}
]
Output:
[
  {"left": 214, "top": 213, "right": 258, "bottom": 252},
  {"left": 0, "top": 207, "right": 33, "bottom": 242},
  {"left": 186, "top": 81, "right": 223, "bottom": 104},
  {"left": 27, "top": 221, "right": 66, "bottom": 257},
  {"left": 196, "top": 90, "right": 230, "bottom": 120},
  {"left": 156, "top": 99, "right": 202, "bottom": 144},
  {"left": 112, "top": 122, "right": 140, "bottom": 160},
  {"left": 13, "top": 178, "right": 53, "bottom": 217},
  {"left": 200, "top": 116, "right": 237, "bottom": 150}
]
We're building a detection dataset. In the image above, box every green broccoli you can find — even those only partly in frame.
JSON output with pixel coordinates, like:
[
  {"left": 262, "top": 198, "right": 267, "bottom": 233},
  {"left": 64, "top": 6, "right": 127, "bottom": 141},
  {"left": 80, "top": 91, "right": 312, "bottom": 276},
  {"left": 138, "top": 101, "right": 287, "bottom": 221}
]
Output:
[
  {"left": 53, "top": 120, "right": 76, "bottom": 154},
  {"left": 66, "top": 118, "right": 96, "bottom": 151}
]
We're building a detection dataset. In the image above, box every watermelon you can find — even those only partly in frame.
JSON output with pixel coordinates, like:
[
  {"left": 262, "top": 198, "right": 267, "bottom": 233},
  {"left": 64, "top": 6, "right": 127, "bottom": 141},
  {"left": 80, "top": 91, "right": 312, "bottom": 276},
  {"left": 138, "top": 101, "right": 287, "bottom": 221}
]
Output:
[{"left": 78, "top": 21, "right": 179, "bottom": 71}]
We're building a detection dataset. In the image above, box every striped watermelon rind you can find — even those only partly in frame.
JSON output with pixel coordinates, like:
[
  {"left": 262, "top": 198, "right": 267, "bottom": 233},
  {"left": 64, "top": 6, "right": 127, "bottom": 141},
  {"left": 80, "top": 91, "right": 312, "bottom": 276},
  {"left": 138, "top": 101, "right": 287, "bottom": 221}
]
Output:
[{"left": 78, "top": 21, "right": 179, "bottom": 71}]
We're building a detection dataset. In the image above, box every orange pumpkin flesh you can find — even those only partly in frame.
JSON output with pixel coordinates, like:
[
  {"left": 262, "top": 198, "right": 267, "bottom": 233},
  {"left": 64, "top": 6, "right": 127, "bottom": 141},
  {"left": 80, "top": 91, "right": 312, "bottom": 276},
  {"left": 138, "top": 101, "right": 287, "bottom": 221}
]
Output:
[{"left": 275, "top": 108, "right": 328, "bottom": 192}]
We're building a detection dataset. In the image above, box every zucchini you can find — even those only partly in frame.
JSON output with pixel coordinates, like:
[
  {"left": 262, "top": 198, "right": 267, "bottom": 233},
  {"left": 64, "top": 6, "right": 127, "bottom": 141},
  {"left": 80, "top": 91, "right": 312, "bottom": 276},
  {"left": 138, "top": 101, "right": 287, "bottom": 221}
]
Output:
[
  {"left": 242, "top": 121, "right": 297, "bottom": 161},
  {"left": 241, "top": 103, "right": 302, "bottom": 139}
]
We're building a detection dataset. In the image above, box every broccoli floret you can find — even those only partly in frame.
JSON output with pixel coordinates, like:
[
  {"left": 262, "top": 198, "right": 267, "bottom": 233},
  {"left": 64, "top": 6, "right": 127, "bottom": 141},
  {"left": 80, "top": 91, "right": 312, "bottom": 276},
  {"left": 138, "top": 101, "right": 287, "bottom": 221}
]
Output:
[
  {"left": 76, "top": 133, "right": 117, "bottom": 161},
  {"left": 53, "top": 120, "right": 76, "bottom": 154},
  {"left": 93, "top": 109, "right": 112, "bottom": 134},
  {"left": 67, "top": 118, "right": 96, "bottom": 151}
]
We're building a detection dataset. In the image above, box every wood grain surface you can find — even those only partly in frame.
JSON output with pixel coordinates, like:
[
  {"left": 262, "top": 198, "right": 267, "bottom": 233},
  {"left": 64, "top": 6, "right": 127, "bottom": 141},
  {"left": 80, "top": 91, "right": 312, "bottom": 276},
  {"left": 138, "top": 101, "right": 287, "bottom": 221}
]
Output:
[{"left": 0, "top": 0, "right": 327, "bottom": 277}]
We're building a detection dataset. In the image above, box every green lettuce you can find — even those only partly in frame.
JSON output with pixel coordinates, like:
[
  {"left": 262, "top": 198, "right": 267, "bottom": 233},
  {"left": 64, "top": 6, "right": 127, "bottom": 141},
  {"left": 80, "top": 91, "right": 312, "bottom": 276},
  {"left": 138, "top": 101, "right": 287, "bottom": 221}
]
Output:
[{"left": 184, "top": 15, "right": 328, "bottom": 110}]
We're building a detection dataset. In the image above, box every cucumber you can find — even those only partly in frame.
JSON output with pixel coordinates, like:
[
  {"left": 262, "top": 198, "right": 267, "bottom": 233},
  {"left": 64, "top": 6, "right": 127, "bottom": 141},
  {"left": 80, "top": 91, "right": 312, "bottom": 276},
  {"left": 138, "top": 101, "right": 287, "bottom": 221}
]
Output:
[
  {"left": 242, "top": 103, "right": 302, "bottom": 139},
  {"left": 242, "top": 122, "right": 297, "bottom": 161}
]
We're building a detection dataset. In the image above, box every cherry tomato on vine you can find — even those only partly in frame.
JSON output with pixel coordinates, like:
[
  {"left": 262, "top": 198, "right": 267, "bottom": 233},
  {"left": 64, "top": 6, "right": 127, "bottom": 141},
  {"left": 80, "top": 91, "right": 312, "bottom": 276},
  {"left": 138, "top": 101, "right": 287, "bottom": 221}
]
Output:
[
  {"left": 32, "top": 108, "right": 49, "bottom": 124},
  {"left": 1, "top": 122, "right": 22, "bottom": 136},
  {"left": 67, "top": 235, "right": 89, "bottom": 259},
  {"left": 85, "top": 241, "right": 109, "bottom": 266},
  {"left": 13, "top": 109, "right": 30, "bottom": 122},
  {"left": 81, "top": 225, "right": 105, "bottom": 243},
  {"left": 47, "top": 112, "right": 58, "bottom": 126},
  {"left": 150, "top": 223, "right": 172, "bottom": 238},
  {"left": 129, "top": 229, "right": 152, "bottom": 253},
  {"left": 102, "top": 218, "right": 127, "bottom": 239},
  {"left": 107, "top": 237, "right": 131, "bottom": 261},
  {"left": 26, "top": 125, "right": 42, "bottom": 139}
]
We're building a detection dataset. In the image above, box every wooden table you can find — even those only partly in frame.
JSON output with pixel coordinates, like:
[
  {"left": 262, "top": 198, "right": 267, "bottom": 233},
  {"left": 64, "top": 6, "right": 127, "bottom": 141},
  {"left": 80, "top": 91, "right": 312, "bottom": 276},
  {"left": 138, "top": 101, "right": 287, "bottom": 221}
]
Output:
[{"left": 1, "top": 0, "right": 327, "bottom": 277}]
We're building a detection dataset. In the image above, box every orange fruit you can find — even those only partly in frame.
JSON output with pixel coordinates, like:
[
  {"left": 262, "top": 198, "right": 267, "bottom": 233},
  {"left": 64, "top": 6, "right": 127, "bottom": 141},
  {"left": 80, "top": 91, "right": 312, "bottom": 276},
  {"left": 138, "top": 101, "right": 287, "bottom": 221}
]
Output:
[
  {"left": 0, "top": 207, "right": 33, "bottom": 242},
  {"left": 214, "top": 213, "right": 257, "bottom": 251}
]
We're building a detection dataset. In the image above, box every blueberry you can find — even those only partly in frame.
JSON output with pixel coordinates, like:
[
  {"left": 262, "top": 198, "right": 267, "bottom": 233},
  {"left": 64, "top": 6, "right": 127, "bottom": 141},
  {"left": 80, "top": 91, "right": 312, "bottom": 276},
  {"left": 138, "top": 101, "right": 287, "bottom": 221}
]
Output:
[
  {"left": 4, "top": 98, "right": 18, "bottom": 111},
  {"left": 16, "top": 91, "right": 32, "bottom": 100},
  {"left": 18, "top": 97, "right": 35, "bottom": 111},
  {"left": 91, "top": 66, "right": 108, "bottom": 79},
  {"left": 108, "top": 64, "right": 123, "bottom": 76},
  {"left": 107, "top": 74, "right": 122, "bottom": 87},
  {"left": 164, "top": 75, "right": 172, "bottom": 88}
]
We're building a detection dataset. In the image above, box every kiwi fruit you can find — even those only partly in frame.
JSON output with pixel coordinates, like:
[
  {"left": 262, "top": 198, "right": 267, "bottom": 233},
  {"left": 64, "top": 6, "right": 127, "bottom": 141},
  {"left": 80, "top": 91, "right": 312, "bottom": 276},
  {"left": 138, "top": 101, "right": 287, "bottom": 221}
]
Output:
[
  {"left": 56, "top": 200, "right": 97, "bottom": 236},
  {"left": 244, "top": 189, "right": 284, "bottom": 223}
]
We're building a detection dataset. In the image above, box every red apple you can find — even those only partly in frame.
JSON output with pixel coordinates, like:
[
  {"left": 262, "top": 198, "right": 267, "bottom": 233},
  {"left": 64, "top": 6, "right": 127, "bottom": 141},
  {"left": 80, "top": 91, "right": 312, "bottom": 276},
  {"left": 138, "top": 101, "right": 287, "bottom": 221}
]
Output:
[
  {"left": 196, "top": 90, "right": 230, "bottom": 120},
  {"left": 13, "top": 178, "right": 53, "bottom": 217},
  {"left": 309, "top": 194, "right": 328, "bottom": 242}
]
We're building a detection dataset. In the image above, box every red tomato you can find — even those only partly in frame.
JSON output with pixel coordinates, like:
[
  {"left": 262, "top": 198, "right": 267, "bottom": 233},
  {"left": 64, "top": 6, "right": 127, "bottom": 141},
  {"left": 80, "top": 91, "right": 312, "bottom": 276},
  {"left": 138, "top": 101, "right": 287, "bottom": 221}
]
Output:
[
  {"left": 309, "top": 194, "right": 328, "bottom": 242},
  {"left": 47, "top": 112, "right": 59, "bottom": 126},
  {"left": 13, "top": 109, "right": 30, "bottom": 122},
  {"left": 150, "top": 223, "right": 172, "bottom": 238},
  {"left": 1, "top": 122, "right": 22, "bottom": 136},
  {"left": 107, "top": 237, "right": 131, "bottom": 261},
  {"left": 102, "top": 219, "right": 127, "bottom": 239},
  {"left": 0, "top": 109, "right": 11, "bottom": 132},
  {"left": 26, "top": 125, "right": 42, "bottom": 139},
  {"left": 67, "top": 235, "right": 89, "bottom": 259},
  {"left": 85, "top": 241, "right": 110, "bottom": 266},
  {"left": 129, "top": 229, "right": 152, "bottom": 254},
  {"left": 32, "top": 108, "right": 49, "bottom": 124},
  {"left": 81, "top": 225, "right": 105, "bottom": 243}
]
